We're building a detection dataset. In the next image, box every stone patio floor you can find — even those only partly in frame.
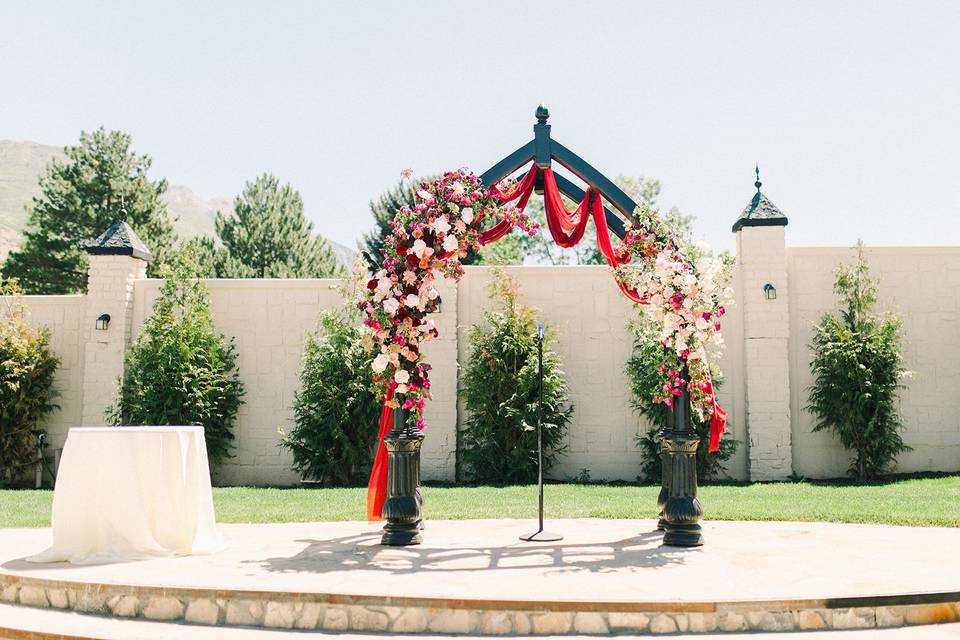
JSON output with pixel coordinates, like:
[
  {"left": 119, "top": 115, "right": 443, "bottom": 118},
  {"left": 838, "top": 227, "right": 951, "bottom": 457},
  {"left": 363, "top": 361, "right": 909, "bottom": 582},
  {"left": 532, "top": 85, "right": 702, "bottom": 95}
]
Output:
[{"left": 2, "top": 518, "right": 958, "bottom": 602}]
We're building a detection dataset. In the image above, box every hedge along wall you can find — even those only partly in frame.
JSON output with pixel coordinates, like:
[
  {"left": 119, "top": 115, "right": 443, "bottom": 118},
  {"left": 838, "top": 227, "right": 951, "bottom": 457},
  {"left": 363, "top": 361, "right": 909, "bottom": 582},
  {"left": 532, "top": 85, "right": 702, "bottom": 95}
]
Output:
[{"left": 7, "top": 242, "right": 960, "bottom": 486}]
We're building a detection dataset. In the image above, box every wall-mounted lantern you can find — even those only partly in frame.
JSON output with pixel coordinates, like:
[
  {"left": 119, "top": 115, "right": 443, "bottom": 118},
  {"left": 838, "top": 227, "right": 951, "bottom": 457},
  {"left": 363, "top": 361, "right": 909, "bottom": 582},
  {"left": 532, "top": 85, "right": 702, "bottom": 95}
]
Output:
[
  {"left": 763, "top": 283, "right": 777, "bottom": 300},
  {"left": 95, "top": 313, "right": 111, "bottom": 330}
]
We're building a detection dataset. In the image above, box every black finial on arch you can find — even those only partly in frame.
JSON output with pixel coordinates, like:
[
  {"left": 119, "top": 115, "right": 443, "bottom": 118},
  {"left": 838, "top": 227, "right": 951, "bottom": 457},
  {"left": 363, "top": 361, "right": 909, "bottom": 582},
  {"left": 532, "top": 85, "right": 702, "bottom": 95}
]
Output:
[
  {"left": 754, "top": 164, "right": 762, "bottom": 193},
  {"left": 536, "top": 104, "right": 550, "bottom": 124}
]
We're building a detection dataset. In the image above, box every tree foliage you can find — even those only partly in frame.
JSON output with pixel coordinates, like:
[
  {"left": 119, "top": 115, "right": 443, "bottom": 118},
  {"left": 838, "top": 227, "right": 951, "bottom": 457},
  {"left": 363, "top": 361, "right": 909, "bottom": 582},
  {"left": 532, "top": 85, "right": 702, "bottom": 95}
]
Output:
[
  {"left": 108, "top": 260, "right": 244, "bottom": 466},
  {"left": 807, "top": 242, "right": 909, "bottom": 480},
  {"left": 194, "top": 174, "right": 343, "bottom": 278},
  {"left": 281, "top": 281, "right": 379, "bottom": 486},
  {"left": 2, "top": 128, "right": 177, "bottom": 293},
  {"left": 459, "top": 269, "right": 573, "bottom": 483},
  {"left": 0, "top": 280, "right": 60, "bottom": 486}
]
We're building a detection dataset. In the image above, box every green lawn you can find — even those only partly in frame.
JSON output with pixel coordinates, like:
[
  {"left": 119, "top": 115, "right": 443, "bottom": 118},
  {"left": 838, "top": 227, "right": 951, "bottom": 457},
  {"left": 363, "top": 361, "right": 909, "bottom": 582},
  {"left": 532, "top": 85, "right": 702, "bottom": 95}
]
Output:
[{"left": 3, "top": 477, "right": 959, "bottom": 529}]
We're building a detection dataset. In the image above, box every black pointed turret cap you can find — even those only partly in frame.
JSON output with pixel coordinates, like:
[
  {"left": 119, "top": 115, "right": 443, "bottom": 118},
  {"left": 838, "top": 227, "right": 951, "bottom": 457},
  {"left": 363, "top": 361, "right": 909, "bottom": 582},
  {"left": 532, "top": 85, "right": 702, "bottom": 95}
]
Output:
[
  {"left": 732, "top": 165, "right": 788, "bottom": 232},
  {"left": 85, "top": 220, "right": 152, "bottom": 261}
]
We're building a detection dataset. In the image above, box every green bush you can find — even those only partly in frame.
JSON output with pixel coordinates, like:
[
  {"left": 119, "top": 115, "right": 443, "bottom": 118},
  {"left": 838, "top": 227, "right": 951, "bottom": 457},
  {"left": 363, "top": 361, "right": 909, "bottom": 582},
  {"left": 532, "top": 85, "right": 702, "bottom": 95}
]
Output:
[
  {"left": 281, "top": 294, "right": 380, "bottom": 486},
  {"left": 807, "top": 242, "right": 909, "bottom": 480},
  {"left": 108, "top": 262, "right": 244, "bottom": 466},
  {"left": 626, "top": 318, "right": 737, "bottom": 483},
  {"left": 0, "top": 281, "right": 60, "bottom": 486},
  {"left": 459, "top": 269, "right": 573, "bottom": 483}
]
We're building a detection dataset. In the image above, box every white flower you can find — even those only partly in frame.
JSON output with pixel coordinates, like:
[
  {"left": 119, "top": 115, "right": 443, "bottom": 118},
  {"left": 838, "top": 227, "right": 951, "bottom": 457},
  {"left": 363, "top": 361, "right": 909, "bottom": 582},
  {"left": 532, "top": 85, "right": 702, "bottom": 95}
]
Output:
[
  {"left": 431, "top": 215, "right": 451, "bottom": 235},
  {"left": 417, "top": 189, "right": 434, "bottom": 203},
  {"left": 405, "top": 293, "right": 420, "bottom": 308},
  {"left": 461, "top": 207, "right": 474, "bottom": 224},
  {"left": 442, "top": 234, "right": 459, "bottom": 252},
  {"left": 394, "top": 369, "right": 410, "bottom": 384},
  {"left": 450, "top": 181, "right": 465, "bottom": 196},
  {"left": 372, "top": 353, "right": 390, "bottom": 373},
  {"left": 427, "top": 288, "right": 439, "bottom": 300},
  {"left": 412, "top": 239, "right": 428, "bottom": 258},
  {"left": 382, "top": 298, "right": 400, "bottom": 315}
]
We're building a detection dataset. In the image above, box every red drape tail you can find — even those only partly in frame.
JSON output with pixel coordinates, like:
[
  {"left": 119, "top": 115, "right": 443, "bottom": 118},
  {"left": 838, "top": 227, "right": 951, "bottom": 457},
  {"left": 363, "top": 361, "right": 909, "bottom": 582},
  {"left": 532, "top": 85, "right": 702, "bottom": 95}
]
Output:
[
  {"left": 366, "top": 383, "right": 396, "bottom": 521},
  {"left": 704, "top": 377, "right": 728, "bottom": 453}
]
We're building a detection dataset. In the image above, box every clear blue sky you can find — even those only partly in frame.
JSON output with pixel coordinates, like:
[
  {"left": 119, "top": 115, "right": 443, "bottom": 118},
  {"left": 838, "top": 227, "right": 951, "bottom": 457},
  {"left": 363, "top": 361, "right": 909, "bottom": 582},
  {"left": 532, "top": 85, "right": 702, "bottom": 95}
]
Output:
[{"left": 2, "top": 0, "right": 958, "bottom": 252}]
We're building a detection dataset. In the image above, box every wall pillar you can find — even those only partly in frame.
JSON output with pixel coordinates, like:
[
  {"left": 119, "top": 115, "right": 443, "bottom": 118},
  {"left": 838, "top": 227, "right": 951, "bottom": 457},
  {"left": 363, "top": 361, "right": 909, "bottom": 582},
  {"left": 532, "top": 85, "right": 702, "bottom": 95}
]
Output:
[
  {"left": 79, "top": 221, "right": 151, "bottom": 425},
  {"left": 736, "top": 225, "right": 793, "bottom": 480}
]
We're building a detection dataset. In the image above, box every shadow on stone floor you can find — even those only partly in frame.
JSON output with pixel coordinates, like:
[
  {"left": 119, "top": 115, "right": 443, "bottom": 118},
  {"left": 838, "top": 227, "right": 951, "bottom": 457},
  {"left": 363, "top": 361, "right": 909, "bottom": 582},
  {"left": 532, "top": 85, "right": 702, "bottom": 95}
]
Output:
[{"left": 252, "top": 527, "right": 694, "bottom": 576}]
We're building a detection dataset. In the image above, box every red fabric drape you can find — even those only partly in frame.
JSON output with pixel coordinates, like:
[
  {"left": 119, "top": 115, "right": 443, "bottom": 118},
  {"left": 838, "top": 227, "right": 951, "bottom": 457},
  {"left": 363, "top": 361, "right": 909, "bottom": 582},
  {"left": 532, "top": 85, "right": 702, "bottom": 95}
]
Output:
[
  {"left": 542, "top": 168, "right": 646, "bottom": 303},
  {"left": 479, "top": 165, "right": 538, "bottom": 245},
  {"left": 705, "top": 379, "right": 727, "bottom": 453},
  {"left": 366, "top": 383, "right": 396, "bottom": 521}
]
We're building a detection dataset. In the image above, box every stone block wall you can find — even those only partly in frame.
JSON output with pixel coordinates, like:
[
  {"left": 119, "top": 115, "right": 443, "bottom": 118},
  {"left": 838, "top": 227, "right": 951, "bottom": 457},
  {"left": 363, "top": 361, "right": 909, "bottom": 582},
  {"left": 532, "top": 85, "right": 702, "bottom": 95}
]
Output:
[{"left": 7, "top": 235, "right": 959, "bottom": 486}]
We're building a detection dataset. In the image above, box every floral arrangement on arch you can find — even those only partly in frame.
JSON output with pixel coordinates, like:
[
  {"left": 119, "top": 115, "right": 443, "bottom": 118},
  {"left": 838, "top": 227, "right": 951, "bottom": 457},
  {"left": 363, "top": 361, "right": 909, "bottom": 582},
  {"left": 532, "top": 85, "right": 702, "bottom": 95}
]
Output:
[
  {"left": 609, "top": 207, "right": 734, "bottom": 422},
  {"left": 358, "top": 169, "right": 538, "bottom": 429},
  {"left": 358, "top": 165, "right": 733, "bottom": 433}
]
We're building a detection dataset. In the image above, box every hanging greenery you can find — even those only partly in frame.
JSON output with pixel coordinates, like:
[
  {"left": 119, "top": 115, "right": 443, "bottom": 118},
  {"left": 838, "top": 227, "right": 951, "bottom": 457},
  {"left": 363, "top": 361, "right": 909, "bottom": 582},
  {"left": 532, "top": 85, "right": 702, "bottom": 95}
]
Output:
[
  {"left": 459, "top": 269, "right": 573, "bottom": 483},
  {"left": 0, "top": 280, "right": 60, "bottom": 487},
  {"left": 807, "top": 242, "right": 910, "bottom": 480}
]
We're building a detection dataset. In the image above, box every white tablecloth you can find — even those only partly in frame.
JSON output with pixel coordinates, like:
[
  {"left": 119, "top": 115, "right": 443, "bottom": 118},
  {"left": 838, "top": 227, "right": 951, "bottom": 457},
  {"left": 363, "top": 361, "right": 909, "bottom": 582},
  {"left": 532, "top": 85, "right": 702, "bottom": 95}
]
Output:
[{"left": 27, "top": 426, "right": 223, "bottom": 564}]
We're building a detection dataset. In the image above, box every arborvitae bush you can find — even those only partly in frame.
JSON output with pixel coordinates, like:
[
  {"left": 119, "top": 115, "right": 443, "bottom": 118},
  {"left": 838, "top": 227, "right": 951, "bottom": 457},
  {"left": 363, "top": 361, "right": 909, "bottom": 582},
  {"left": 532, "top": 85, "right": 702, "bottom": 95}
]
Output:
[
  {"left": 626, "top": 318, "right": 737, "bottom": 483},
  {"left": 281, "top": 284, "right": 379, "bottom": 486},
  {"left": 459, "top": 269, "right": 573, "bottom": 483},
  {"left": 807, "top": 242, "right": 909, "bottom": 480},
  {"left": 109, "top": 262, "right": 244, "bottom": 466},
  {"left": 0, "top": 281, "right": 59, "bottom": 486}
]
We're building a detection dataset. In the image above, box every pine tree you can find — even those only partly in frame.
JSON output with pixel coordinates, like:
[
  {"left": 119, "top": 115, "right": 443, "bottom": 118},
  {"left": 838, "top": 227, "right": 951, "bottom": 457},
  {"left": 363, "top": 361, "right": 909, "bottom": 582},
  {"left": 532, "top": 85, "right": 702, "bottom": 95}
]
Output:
[
  {"left": 205, "top": 174, "right": 343, "bottom": 278},
  {"left": 1, "top": 128, "right": 177, "bottom": 293}
]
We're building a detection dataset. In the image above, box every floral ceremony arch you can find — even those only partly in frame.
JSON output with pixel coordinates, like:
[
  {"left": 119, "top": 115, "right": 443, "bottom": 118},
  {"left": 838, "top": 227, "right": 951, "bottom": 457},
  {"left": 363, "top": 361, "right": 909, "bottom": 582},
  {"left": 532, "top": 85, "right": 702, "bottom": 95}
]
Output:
[{"left": 358, "top": 106, "right": 732, "bottom": 547}]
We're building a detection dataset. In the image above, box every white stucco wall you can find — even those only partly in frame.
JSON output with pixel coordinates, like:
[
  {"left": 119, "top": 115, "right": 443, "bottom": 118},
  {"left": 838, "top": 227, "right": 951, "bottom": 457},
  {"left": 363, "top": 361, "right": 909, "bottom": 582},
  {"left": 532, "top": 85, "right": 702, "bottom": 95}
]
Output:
[
  {"left": 131, "top": 279, "right": 345, "bottom": 485},
  {"left": 787, "top": 246, "right": 960, "bottom": 478},
  {"left": 13, "top": 242, "right": 959, "bottom": 486}
]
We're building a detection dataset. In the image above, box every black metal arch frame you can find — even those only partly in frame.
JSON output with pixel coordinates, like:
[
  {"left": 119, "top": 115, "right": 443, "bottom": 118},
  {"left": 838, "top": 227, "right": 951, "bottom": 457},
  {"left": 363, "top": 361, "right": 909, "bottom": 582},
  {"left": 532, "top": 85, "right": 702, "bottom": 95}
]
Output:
[{"left": 479, "top": 105, "right": 638, "bottom": 241}]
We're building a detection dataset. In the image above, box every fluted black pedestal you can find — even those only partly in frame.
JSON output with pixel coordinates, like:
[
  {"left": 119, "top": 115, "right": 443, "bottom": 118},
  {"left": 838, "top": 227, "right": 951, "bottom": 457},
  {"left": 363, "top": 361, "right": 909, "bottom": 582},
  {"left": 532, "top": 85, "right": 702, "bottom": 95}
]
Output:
[
  {"left": 661, "top": 376, "right": 704, "bottom": 547},
  {"left": 381, "top": 405, "right": 424, "bottom": 546}
]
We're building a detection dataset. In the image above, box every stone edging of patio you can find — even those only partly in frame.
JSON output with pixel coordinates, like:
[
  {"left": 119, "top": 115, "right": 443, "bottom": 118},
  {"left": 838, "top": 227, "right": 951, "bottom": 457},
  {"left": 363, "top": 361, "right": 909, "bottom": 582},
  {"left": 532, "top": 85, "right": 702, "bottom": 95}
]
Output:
[{"left": 1, "top": 572, "right": 959, "bottom": 635}]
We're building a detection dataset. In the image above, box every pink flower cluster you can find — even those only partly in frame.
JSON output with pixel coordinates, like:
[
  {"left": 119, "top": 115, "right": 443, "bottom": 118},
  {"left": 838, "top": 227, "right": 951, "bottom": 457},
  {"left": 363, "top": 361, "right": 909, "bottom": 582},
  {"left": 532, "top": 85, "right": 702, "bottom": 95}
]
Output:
[
  {"left": 358, "top": 170, "right": 538, "bottom": 429},
  {"left": 613, "top": 206, "right": 733, "bottom": 419}
]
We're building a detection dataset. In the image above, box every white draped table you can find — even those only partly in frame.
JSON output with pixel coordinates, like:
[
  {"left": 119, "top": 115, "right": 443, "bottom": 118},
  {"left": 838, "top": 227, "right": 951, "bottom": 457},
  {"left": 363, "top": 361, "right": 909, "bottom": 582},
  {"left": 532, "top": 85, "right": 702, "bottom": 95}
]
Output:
[{"left": 28, "top": 426, "right": 223, "bottom": 564}]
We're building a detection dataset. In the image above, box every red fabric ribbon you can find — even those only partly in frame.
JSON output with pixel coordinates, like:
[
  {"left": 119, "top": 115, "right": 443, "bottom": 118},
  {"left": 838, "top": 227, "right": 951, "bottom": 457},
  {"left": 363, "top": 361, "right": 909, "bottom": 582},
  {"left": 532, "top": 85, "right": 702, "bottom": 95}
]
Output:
[
  {"left": 366, "top": 383, "right": 396, "bottom": 521},
  {"left": 480, "top": 165, "right": 538, "bottom": 245},
  {"left": 704, "top": 378, "right": 727, "bottom": 453},
  {"left": 542, "top": 168, "right": 646, "bottom": 303}
]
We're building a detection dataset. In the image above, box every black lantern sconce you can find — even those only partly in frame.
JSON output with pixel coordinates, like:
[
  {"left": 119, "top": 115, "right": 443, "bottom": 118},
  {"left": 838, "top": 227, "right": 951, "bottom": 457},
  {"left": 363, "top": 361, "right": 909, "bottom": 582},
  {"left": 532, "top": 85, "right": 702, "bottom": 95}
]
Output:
[
  {"left": 95, "top": 313, "right": 111, "bottom": 331},
  {"left": 763, "top": 283, "right": 777, "bottom": 300}
]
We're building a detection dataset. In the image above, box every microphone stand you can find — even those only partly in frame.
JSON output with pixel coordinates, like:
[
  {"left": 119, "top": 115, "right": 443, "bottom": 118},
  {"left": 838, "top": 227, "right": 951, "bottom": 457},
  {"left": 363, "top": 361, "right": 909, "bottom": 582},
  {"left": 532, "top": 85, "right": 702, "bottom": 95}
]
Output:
[{"left": 520, "top": 324, "right": 562, "bottom": 542}]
